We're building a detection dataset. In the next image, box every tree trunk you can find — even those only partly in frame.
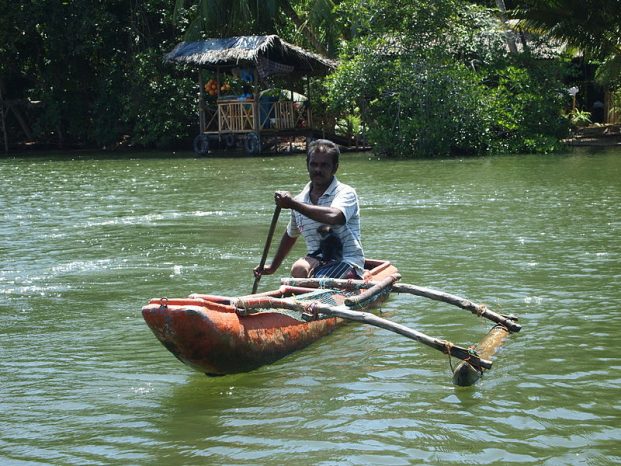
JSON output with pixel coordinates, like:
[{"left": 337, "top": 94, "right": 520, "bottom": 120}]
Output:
[
  {"left": 56, "top": 122, "right": 64, "bottom": 149},
  {"left": 280, "top": 1, "right": 329, "bottom": 57},
  {"left": 0, "top": 84, "right": 8, "bottom": 154},
  {"left": 9, "top": 103, "right": 34, "bottom": 141},
  {"left": 495, "top": 0, "right": 518, "bottom": 54}
]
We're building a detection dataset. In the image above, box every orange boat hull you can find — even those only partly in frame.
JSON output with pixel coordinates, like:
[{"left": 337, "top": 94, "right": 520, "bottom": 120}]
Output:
[{"left": 142, "top": 260, "right": 399, "bottom": 375}]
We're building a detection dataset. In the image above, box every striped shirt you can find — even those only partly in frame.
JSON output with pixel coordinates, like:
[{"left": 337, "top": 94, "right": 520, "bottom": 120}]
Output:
[{"left": 286, "top": 177, "right": 365, "bottom": 274}]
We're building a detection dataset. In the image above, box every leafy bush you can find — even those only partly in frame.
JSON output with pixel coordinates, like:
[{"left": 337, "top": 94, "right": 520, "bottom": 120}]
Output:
[
  {"left": 568, "top": 109, "right": 592, "bottom": 127},
  {"left": 483, "top": 58, "right": 570, "bottom": 153},
  {"left": 325, "top": 1, "right": 571, "bottom": 157},
  {"left": 351, "top": 58, "right": 494, "bottom": 157},
  {"left": 122, "top": 50, "right": 197, "bottom": 149}
]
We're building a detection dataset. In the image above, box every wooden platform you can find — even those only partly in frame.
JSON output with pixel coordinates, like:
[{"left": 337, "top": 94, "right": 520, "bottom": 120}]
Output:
[{"left": 197, "top": 98, "right": 365, "bottom": 154}]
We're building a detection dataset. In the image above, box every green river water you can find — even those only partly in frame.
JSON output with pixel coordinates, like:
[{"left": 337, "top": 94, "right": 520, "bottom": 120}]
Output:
[{"left": 1, "top": 148, "right": 620, "bottom": 465}]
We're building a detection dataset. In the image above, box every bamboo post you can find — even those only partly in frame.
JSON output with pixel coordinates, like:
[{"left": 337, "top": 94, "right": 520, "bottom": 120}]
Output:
[
  {"left": 452, "top": 324, "right": 509, "bottom": 386},
  {"left": 215, "top": 66, "right": 221, "bottom": 142},
  {"left": 308, "top": 76, "right": 313, "bottom": 128},
  {"left": 252, "top": 68, "right": 259, "bottom": 135},
  {"left": 198, "top": 71, "right": 206, "bottom": 134},
  {"left": 0, "top": 85, "right": 8, "bottom": 154}
]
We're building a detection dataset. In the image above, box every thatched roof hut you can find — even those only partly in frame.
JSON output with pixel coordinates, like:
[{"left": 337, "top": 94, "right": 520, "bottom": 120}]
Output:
[
  {"left": 164, "top": 35, "right": 344, "bottom": 154},
  {"left": 164, "top": 35, "right": 337, "bottom": 79}
]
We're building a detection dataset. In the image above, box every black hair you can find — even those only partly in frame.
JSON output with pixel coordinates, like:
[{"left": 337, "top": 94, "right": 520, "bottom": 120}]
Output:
[{"left": 306, "top": 139, "right": 340, "bottom": 167}]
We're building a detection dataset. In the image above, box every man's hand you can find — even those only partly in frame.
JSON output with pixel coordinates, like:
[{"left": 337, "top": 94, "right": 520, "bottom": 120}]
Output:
[
  {"left": 253, "top": 263, "right": 277, "bottom": 278},
  {"left": 274, "top": 191, "right": 295, "bottom": 209}
]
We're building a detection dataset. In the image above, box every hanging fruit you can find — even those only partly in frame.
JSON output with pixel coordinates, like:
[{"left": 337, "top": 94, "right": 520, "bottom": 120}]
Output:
[{"left": 204, "top": 79, "right": 219, "bottom": 94}]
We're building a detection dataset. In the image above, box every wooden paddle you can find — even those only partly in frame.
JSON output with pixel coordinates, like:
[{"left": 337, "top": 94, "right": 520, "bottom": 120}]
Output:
[{"left": 252, "top": 204, "right": 282, "bottom": 294}]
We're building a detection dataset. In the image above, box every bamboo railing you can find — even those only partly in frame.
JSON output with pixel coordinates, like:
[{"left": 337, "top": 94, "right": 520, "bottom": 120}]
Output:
[{"left": 214, "top": 99, "right": 309, "bottom": 133}]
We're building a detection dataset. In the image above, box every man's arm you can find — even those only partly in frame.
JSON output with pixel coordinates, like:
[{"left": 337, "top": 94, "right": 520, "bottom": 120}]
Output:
[{"left": 275, "top": 191, "right": 345, "bottom": 225}]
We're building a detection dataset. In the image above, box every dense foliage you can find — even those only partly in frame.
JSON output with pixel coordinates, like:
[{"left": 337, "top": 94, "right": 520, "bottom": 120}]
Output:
[
  {"left": 0, "top": 0, "right": 196, "bottom": 150},
  {"left": 325, "top": 1, "right": 570, "bottom": 157},
  {"left": 0, "top": 0, "right": 613, "bottom": 156},
  {"left": 512, "top": 0, "right": 621, "bottom": 89}
]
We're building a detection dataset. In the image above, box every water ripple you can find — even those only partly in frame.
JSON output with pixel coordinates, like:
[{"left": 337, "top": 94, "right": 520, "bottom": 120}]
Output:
[{"left": 2, "top": 151, "right": 621, "bottom": 464}]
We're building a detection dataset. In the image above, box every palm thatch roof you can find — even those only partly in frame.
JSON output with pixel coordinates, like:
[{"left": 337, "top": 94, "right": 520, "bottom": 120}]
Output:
[{"left": 164, "top": 35, "right": 337, "bottom": 78}]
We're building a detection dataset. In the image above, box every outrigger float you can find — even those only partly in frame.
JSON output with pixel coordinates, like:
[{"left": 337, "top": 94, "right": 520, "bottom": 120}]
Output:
[{"left": 141, "top": 259, "right": 520, "bottom": 386}]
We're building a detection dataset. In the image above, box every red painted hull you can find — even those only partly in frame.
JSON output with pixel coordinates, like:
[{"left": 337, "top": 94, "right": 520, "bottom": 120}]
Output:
[{"left": 142, "top": 260, "right": 399, "bottom": 375}]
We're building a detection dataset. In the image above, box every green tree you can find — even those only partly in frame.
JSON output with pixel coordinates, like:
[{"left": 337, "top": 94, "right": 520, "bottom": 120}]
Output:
[
  {"left": 0, "top": 0, "right": 47, "bottom": 143},
  {"left": 1, "top": 0, "right": 193, "bottom": 150},
  {"left": 326, "top": 0, "right": 569, "bottom": 157},
  {"left": 173, "top": 0, "right": 340, "bottom": 56},
  {"left": 511, "top": 0, "right": 621, "bottom": 88}
]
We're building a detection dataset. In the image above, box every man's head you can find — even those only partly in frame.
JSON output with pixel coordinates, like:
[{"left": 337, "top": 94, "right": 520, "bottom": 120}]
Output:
[
  {"left": 306, "top": 139, "right": 340, "bottom": 167},
  {"left": 306, "top": 139, "right": 340, "bottom": 189}
]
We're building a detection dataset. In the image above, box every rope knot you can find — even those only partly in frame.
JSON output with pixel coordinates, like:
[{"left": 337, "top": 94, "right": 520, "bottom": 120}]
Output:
[{"left": 301, "top": 302, "right": 319, "bottom": 321}]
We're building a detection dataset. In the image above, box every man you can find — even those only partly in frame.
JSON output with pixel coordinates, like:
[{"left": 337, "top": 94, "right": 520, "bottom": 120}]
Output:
[{"left": 254, "top": 139, "right": 365, "bottom": 279}]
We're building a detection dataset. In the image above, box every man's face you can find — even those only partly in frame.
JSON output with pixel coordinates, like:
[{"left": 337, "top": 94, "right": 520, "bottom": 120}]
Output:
[{"left": 307, "top": 151, "right": 337, "bottom": 188}]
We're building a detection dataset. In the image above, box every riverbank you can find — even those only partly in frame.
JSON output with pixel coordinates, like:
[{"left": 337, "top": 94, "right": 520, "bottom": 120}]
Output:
[
  {"left": 3, "top": 124, "right": 620, "bottom": 157},
  {"left": 564, "top": 124, "right": 621, "bottom": 147}
]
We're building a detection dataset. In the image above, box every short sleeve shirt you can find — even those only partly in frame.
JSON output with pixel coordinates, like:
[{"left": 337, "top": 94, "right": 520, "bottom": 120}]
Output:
[{"left": 286, "top": 177, "right": 365, "bottom": 273}]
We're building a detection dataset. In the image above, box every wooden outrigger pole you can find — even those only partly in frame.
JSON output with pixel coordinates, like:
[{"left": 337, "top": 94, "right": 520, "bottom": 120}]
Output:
[
  {"left": 281, "top": 276, "right": 520, "bottom": 386},
  {"left": 237, "top": 274, "right": 493, "bottom": 371}
]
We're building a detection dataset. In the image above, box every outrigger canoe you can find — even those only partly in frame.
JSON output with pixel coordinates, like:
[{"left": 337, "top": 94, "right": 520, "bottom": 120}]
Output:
[
  {"left": 142, "top": 259, "right": 521, "bottom": 383},
  {"left": 142, "top": 259, "right": 400, "bottom": 375}
]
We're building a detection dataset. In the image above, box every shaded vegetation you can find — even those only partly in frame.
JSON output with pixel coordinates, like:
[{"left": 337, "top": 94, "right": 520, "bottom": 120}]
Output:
[
  {"left": 0, "top": 0, "right": 616, "bottom": 157},
  {"left": 326, "top": 1, "right": 570, "bottom": 156}
]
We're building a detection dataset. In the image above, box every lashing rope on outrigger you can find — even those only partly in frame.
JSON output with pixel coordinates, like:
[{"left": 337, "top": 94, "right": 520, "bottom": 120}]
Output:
[
  {"left": 445, "top": 341, "right": 483, "bottom": 374},
  {"left": 235, "top": 288, "right": 358, "bottom": 322},
  {"left": 235, "top": 275, "right": 400, "bottom": 321}
]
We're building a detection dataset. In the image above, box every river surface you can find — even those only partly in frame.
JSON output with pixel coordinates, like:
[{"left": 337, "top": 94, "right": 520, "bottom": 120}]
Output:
[{"left": 1, "top": 148, "right": 620, "bottom": 465}]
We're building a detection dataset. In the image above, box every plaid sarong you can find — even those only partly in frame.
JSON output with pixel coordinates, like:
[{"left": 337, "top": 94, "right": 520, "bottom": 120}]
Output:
[{"left": 312, "top": 261, "right": 359, "bottom": 279}]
